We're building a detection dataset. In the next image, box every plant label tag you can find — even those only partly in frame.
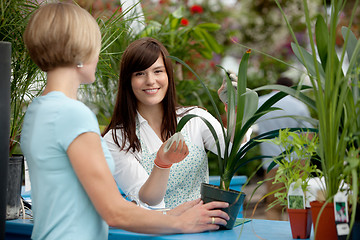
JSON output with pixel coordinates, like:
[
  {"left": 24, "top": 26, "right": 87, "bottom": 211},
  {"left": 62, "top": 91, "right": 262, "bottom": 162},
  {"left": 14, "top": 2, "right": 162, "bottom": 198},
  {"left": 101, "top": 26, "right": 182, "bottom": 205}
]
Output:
[
  {"left": 336, "top": 223, "right": 350, "bottom": 236},
  {"left": 288, "top": 181, "right": 305, "bottom": 209},
  {"left": 24, "top": 157, "right": 31, "bottom": 192},
  {"left": 164, "top": 132, "right": 185, "bottom": 153},
  {"left": 334, "top": 191, "right": 348, "bottom": 223}
]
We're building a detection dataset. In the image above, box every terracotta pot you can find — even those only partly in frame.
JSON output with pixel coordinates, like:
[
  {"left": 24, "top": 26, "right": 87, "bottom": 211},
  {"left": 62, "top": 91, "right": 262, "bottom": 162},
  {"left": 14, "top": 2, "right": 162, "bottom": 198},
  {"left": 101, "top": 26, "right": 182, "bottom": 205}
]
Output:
[
  {"left": 200, "top": 183, "right": 246, "bottom": 230},
  {"left": 310, "top": 201, "right": 337, "bottom": 240},
  {"left": 287, "top": 208, "right": 312, "bottom": 239}
]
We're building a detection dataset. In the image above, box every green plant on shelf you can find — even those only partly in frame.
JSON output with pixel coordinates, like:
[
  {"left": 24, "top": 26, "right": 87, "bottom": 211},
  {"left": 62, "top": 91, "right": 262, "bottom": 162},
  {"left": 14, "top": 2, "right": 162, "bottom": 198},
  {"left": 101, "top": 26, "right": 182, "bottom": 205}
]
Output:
[
  {"left": 275, "top": 0, "right": 360, "bottom": 203},
  {"left": 258, "top": 128, "right": 320, "bottom": 210}
]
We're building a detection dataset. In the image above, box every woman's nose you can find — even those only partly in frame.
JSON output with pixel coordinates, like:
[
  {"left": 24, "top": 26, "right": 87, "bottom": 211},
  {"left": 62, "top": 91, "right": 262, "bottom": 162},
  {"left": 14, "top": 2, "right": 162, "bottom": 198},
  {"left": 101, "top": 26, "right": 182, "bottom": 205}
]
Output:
[{"left": 145, "top": 73, "right": 156, "bottom": 85}]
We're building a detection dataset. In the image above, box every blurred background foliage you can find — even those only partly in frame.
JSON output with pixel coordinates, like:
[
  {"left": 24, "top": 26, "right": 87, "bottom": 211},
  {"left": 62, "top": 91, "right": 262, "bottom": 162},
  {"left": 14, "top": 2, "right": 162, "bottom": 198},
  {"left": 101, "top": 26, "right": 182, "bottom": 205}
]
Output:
[{"left": 13, "top": 0, "right": 360, "bottom": 176}]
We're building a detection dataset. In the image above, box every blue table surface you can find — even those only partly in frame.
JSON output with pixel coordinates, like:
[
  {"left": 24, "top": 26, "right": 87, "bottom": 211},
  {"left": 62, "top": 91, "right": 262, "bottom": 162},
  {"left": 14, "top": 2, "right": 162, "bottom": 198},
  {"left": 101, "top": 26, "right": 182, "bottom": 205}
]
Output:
[
  {"left": 11, "top": 176, "right": 312, "bottom": 239},
  {"left": 6, "top": 218, "right": 313, "bottom": 240}
]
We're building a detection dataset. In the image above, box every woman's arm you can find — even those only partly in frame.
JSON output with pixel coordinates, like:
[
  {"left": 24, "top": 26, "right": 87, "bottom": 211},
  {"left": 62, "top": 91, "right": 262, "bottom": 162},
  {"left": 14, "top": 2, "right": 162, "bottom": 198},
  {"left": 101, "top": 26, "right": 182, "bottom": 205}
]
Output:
[
  {"left": 139, "top": 138, "right": 188, "bottom": 205},
  {"left": 68, "top": 132, "right": 226, "bottom": 234},
  {"left": 104, "top": 131, "right": 187, "bottom": 207}
]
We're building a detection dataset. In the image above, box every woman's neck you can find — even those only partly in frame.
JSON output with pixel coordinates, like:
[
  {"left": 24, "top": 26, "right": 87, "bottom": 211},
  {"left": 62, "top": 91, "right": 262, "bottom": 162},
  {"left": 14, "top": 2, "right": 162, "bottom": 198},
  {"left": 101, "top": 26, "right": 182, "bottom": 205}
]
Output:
[
  {"left": 137, "top": 104, "right": 164, "bottom": 140},
  {"left": 43, "top": 67, "right": 80, "bottom": 99}
]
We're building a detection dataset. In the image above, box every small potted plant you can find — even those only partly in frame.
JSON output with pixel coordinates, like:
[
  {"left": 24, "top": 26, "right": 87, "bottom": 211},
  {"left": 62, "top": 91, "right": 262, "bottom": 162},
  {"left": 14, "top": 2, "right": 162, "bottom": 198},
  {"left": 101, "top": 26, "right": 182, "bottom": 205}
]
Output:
[
  {"left": 258, "top": 128, "right": 320, "bottom": 239},
  {"left": 246, "top": 0, "right": 360, "bottom": 238},
  {"left": 278, "top": 1, "right": 359, "bottom": 237},
  {"left": 343, "top": 147, "right": 360, "bottom": 239}
]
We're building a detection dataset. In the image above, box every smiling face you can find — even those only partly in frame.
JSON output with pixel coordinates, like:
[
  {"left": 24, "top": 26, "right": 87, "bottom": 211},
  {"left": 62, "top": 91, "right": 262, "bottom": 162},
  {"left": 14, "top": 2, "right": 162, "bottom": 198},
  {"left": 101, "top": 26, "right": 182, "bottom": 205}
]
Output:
[{"left": 131, "top": 55, "right": 169, "bottom": 110}]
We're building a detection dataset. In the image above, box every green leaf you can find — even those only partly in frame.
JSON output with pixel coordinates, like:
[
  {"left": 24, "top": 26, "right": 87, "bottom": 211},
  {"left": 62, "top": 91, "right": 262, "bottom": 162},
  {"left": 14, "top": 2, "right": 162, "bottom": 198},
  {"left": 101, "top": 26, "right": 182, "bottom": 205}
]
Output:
[
  {"left": 140, "top": 20, "right": 161, "bottom": 37},
  {"left": 235, "top": 50, "right": 250, "bottom": 130},
  {"left": 168, "top": 56, "right": 225, "bottom": 134},
  {"left": 171, "top": 7, "right": 184, "bottom": 19},
  {"left": 196, "top": 48, "right": 213, "bottom": 59},
  {"left": 315, "top": 15, "right": 328, "bottom": 70},
  {"left": 196, "top": 23, "right": 221, "bottom": 31},
  {"left": 192, "top": 27, "right": 223, "bottom": 54},
  {"left": 242, "top": 89, "right": 259, "bottom": 127},
  {"left": 341, "top": 26, "right": 360, "bottom": 75},
  {"left": 254, "top": 84, "right": 317, "bottom": 111},
  {"left": 291, "top": 42, "right": 325, "bottom": 83},
  {"left": 227, "top": 50, "right": 251, "bottom": 165},
  {"left": 341, "top": 27, "right": 358, "bottom": 62},
  {"left": 176, "top": 114, "right": 224, "bottom": 174},
  {"left": 293, "top": 179, "right": 303, "bottom": 190},
  {"left": 170, "top": 17, "right": 180, "bottom": 31},
  {"left": 192, "top": 28, "right": 211, "bottom": 49}
]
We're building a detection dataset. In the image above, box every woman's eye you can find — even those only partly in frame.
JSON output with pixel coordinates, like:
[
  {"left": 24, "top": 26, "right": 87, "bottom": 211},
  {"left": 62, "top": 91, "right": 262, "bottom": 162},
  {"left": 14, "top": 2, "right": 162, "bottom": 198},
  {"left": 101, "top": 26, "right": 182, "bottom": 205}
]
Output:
[{"left": 134, "top": 72, "right": 144, "bottom": 76}]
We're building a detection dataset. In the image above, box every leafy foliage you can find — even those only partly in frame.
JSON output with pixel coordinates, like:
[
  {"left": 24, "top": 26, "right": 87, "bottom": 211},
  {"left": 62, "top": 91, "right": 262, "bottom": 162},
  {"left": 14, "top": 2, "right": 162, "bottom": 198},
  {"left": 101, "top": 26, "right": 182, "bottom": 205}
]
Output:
[
  {"left": 140, "top": 5, "right": 223, "bottom": 62},
  {"left": 171, "top": 52, "right": 317, "bottom": 191},
  {"left": 277, "top": 0, "right": 360, "bottom": 201},
  {"left": 258, "top": 129, "right": 320, "bottom": 210},
  {"left": 0, "top": 0, "right": 46, "bottom": 155},
  {"left": 80, "top": 8, "right": 134, "bottom": 126}
]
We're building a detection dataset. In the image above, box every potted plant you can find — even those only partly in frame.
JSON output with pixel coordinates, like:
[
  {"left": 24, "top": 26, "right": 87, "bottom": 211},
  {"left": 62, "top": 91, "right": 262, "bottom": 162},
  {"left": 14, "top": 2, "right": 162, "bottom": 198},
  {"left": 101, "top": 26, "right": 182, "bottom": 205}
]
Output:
[
  {"left": 0, "top": 0, "right": 45, "bottom": 220},
  {"left": 343, "top": 147, "right": 360, "bottom": 239},
  {"left": 258, "top": 128, "right": 320, "bottom": 239},
  {"left": 272, "top": 0, "right": 359, "bottom": 239},
  {"left": 169, "top": 48, "right": 317, "bottom": 229}
]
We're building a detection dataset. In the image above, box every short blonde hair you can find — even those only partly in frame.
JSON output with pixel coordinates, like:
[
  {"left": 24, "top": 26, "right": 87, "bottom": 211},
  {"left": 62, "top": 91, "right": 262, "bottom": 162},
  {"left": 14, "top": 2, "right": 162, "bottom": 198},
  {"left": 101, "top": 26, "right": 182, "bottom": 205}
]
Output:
[{"left": 24, "top": 2, "right": 101, "bottom": 72}]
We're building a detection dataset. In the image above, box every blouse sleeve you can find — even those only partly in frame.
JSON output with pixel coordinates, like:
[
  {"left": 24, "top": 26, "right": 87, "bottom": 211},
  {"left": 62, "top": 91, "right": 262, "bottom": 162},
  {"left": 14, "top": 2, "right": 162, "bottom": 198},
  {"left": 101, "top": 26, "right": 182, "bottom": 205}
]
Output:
[
  {"left": 187, "top": 108, "right": 226, "bottom": 157},
  {"left": 103, "top": 130, "right": 165, "bottom": 209},
  {"left": 189, "top": 108, "right": 252, "bottom": 157}
]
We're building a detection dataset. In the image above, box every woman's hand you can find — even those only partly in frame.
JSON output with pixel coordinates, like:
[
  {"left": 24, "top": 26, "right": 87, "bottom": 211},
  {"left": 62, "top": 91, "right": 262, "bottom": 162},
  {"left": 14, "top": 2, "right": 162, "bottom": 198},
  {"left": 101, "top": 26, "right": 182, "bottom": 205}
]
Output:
[
  {"left": 176, "top": 199, "right": 230, "bottom": 233},
  {"left": 167, "top": 198, "right": 202, "bottom": 216},
  {"left": 139, "top": 133, "right": 188, "bottom": 206},
  {"left": 218, "top": 72, "right": 238, "bottom": 105},
  {"left": 154, "top": 136, "right": 189, "bottom": 168}
]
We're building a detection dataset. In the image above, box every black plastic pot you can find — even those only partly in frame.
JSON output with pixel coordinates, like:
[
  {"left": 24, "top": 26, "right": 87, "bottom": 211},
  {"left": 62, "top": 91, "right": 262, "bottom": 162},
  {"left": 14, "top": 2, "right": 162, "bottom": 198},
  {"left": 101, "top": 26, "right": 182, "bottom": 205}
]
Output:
[
  {"left": 200, "top": 182, "right": 246, "bottom": 230},
  {"left": 6, "top": 155, "right": 24, "bottom": 220},
  {"left": 0, "top": 41, "right": 11, "bottom": 239}
]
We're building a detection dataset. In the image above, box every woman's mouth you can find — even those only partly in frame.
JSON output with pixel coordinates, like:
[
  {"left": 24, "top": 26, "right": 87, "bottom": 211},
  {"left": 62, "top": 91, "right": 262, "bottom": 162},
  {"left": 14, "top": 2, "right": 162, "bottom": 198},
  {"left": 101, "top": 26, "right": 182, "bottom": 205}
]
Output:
[{"left": 143, "top": 88, "right": 159, "bottom": 94}]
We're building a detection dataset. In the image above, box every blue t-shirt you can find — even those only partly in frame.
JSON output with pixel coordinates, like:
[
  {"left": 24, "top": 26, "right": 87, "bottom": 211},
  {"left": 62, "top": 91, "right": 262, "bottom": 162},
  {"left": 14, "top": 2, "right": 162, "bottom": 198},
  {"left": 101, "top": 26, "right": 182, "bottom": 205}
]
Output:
[{"left": 20, "top": 91, "right": 115, "bottom": 240}]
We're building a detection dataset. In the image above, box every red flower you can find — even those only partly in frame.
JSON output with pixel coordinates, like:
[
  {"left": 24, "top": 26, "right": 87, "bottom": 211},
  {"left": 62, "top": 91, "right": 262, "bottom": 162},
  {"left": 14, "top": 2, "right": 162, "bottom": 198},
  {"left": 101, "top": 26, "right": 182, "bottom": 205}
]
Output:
[
  {"left": 190, "top": 5, "right": 203, "bottom": 14},
  {"left": 180, "top": 18, "right": 189, "bottom": 26}
]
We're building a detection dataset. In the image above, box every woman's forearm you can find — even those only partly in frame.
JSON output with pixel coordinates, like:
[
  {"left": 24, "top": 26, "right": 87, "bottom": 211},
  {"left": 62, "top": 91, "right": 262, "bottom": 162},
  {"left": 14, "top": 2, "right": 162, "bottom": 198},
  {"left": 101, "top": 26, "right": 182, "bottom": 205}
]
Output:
[
  {"left": 108, "top": 197, "right": 229, "bottom": 234},
  {"left": 138, "top": 165, "right": 170, "bottom": 206}
]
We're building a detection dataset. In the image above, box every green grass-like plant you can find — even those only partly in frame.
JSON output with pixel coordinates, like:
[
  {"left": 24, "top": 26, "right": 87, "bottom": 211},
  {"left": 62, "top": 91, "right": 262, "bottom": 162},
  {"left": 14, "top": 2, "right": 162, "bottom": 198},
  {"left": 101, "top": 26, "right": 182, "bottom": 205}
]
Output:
[
  {"left": 275, "top": 0, "right": 360, "bottom": 202},
  {"left": 272, "top": 0, "right": 359, "bottom": 237},
  {"left": 0, "top": 0, "right": 46, "bottom": 155},
  {"left": 170, "top": 52, "right": 317, "bottom": 191}
]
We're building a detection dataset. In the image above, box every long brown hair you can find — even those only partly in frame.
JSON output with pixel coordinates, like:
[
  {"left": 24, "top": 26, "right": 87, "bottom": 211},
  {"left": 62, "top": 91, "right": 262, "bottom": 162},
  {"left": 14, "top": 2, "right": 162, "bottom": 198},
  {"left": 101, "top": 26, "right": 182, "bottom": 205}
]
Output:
[{"left": 102, "top": 37, "right": 178, "bottom": 152}]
